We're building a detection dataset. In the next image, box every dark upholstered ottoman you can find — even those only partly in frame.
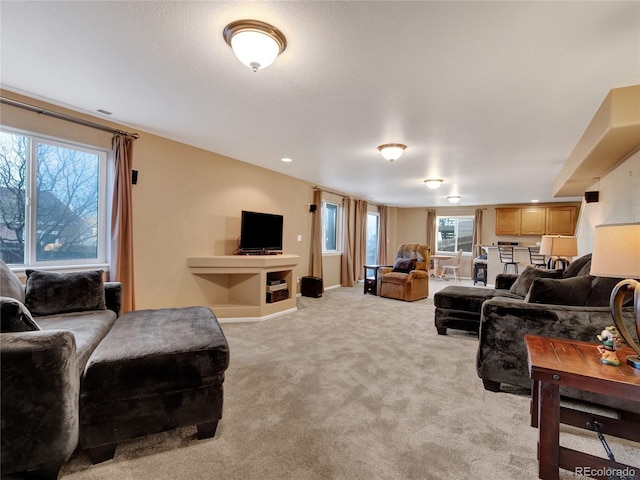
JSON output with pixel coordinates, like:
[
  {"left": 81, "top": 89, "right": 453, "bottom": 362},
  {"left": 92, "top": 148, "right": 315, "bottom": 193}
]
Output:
[
  {"left": 434, "top": 286, "right": 497, "bottom": 335},
  {"left": 79, "top": 306, "right": 229, "bottom": 463}
]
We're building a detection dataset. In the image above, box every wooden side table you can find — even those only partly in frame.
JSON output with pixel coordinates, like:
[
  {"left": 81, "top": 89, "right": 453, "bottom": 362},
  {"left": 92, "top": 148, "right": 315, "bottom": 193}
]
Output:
[
  {"left": 363, "top": 264, "right": 392, "bottom": 295},
  {"left": 525, "top": 335, "right": 640, "bottom": 480}
]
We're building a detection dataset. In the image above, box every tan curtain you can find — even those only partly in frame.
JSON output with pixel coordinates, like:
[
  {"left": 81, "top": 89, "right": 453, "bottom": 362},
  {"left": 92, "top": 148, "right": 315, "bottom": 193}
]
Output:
[
  {"left": 426, "top": 209, "right": 437, "bottom": 252},
  {"left": 110, "top": 135, "right": 135, "bottom": 313},
  {"left": 311, "top": 189, "right": 323, "bottom": 279},
  {"left": 353, "top": 200, "right": 368, "bottom": 282},
  {"left": 340, "top": 197, "right": 354, "bottom": 286},
  {"left": 377, "top": 205, "right": 388, "bottom": 265},
  {"left": 473, "top": 209, "right": 484, "bottom": 257}
]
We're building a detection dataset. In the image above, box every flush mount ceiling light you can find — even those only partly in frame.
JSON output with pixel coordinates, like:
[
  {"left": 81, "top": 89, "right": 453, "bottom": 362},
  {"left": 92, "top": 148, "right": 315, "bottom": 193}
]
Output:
[
  {"left": 223, "top": 20, "right": 287, "bottom": 72},
  {"left": 447, "top": 195, "right": 462, "bottom": 204},
  {"left": 377, "top": 144, "right": 406, "bottom": 162},
  {"left": 424, "top": 179, "right": 444, "bottom": 189}
]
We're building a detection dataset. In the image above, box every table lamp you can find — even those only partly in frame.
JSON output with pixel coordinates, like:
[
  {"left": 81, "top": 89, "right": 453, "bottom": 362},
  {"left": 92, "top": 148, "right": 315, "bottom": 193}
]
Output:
[
  {"left": 539, "top": 235, "right": 578, "bottom": 270},
  {"left": 590, "top": 223, "right": 640, "bottom": 369}
]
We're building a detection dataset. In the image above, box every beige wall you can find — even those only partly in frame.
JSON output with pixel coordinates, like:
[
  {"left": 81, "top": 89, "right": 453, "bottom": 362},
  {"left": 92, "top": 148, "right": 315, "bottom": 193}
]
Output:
[{"left": 575, "top": 149, "right": 640, "bottom": 254}]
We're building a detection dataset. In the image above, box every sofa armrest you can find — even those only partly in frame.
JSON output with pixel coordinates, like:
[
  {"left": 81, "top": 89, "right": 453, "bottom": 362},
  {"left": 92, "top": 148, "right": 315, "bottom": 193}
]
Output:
[
  {"left": 495, "top": 274, "right": 518, "bottom": 290},
  {"left": 1, "top": 330, "right": 79, "bottom": 475},
  {"left": 104, "top": 282, "right": 123, "bottom": 317},
  {"left": 476, "top": 298, "right": 636, "bottom": 390}
]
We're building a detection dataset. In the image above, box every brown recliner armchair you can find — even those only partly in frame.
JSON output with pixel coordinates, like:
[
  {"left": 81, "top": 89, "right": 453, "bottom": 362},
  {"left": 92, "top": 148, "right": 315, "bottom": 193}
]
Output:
[{"left": 378, "top": 244, "right": 431, "bottom": 301}]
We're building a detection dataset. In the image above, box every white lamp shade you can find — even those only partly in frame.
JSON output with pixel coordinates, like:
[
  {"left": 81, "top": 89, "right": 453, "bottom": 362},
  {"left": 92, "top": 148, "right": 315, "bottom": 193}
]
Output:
[
  {"left": 539, "top": 235, "right": 578, "bottom": 257},
  {"left": 230, "top": 30, "right": 280, "bottom": 70},
  {"left": 590, "top": 223, "right": 640, "bottom": 278},
  {"left": 447, "top": 195, "right": 461, "bottom": 204}
]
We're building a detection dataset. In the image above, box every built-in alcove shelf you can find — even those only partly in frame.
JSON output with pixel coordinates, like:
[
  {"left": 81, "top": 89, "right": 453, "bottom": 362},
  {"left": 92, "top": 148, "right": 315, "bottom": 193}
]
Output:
[{"left": 187, "top": 254, "right": 300, "bottom": 322}]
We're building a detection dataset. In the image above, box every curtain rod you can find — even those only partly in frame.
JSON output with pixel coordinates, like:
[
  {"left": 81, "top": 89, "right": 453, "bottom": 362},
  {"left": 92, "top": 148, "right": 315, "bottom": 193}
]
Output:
[{"left": 0, "top": 97, "right": 139, "bottom": 139}]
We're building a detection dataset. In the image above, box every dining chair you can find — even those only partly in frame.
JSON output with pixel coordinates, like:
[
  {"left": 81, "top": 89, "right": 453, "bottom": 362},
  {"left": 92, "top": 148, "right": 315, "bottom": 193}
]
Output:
[{"left": 439, "top": 249, "right": 463, "bottom": 281}]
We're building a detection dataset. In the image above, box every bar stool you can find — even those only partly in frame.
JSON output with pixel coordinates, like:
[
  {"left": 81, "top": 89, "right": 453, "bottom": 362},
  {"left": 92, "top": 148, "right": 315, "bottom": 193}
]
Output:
[
  {"left": 498, "top": 246, "right": 519, "bottom": 274},
  {"left": 528, "top": 247, "right": 546, "bottom": 268}
]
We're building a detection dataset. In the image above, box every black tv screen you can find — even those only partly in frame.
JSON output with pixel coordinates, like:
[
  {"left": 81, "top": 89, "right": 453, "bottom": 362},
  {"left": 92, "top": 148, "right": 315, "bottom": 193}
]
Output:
[{"left": 239, "top": 211, "right": 283, "bottom": 253}]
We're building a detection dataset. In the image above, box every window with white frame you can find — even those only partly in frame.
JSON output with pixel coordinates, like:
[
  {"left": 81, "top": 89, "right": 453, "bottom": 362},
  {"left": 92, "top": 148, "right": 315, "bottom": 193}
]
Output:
[
  {"left": 0, "top": 129, "right": 109, "bottom": 267},
  {"left": 436, "top": 216, "right": 474, "bottom": 253},
  {"left": 322, "top": 201, "right": 342, "bottom": 253}
]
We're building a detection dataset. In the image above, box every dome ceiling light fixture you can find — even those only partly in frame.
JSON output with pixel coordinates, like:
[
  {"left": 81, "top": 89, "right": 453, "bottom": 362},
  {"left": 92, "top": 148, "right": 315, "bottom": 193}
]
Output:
[
  {"left": 377, "top": 144, "right": 406, "bottom": 162},
  {"left": 447, "top": 195, "right": 462, "bottom": 204},
  {"left": 424, "top": 179, "right": 444, "bottom": 189},
  {"left": 223, "top": 20, "right": 287, "bottom": 72}
]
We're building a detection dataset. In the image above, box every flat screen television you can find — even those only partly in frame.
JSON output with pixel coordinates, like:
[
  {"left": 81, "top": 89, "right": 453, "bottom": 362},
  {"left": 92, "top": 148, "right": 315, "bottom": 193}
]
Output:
[{"left": 239, "top": 210, "right": 283, "bottom": 254}]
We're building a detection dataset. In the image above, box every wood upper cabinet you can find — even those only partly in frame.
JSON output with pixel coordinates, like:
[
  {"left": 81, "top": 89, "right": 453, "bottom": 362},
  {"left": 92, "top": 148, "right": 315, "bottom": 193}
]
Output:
[
  {"left": 546, "top": 206, "right": 576, "bottom": 236},
  {"left": 520, "top": 207, "right": 547, "bottom": 235},
  {"left": 495, "top": 206, "right": 577, "bottom": 236},
  {"left": 495, "top": 208, "right": 521, "bottom": 235}
]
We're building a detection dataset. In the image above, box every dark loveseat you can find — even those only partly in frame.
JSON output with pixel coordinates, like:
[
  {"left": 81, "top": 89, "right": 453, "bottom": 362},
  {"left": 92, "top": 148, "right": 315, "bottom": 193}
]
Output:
[{"left": 0, "top": 260, "right": 230, "bottom": 478}]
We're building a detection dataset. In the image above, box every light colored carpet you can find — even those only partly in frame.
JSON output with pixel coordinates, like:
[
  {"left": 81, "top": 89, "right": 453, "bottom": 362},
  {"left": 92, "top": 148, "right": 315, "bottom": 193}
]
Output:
[{"left": 56, "top": 282, "right": 638, "bottom": 480}]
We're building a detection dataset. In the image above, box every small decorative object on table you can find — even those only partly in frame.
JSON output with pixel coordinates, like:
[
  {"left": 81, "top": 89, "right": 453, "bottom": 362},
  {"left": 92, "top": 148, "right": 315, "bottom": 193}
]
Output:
[{"left": 596, "top": 326, "right": 624, "bottom": 366}]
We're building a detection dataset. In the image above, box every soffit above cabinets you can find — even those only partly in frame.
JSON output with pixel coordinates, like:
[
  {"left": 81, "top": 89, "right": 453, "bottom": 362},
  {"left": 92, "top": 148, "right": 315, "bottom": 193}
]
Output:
[{"left": 553, "top": 85, "right": 640, "bottom": 197}]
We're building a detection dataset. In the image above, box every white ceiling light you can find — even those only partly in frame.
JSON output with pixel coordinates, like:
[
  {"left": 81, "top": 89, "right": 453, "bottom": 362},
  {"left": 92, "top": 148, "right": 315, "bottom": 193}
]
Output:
[
  {"left": 447, "top": 195, "right": 462, "bottom": 204},
  {"left": 377, "top": 144, "right": 406, "bottom": 162},
  {"left": 223, "top": 20, "right": 287, "bottom": 72},
  {"left": 424, "top": 179, "right": 444, "bottom": 189},
  {"left": 281, "top": 157, "right": 293, "bottom": 163}
]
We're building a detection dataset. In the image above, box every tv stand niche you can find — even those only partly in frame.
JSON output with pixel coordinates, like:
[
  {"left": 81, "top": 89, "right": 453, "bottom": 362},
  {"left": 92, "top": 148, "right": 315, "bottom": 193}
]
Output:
[{"left": 187, "top": 254, "right": 300, "bottom": 322}]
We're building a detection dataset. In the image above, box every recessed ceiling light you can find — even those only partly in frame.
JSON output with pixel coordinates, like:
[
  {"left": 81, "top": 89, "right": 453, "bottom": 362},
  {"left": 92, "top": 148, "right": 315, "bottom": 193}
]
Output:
[
  {"left": 424, "top": 179, "right": 444, "bottom": 189},
  {"left": 281, "top": 157, "right": 293, "bottom": 163},
  {"left": 531, "top": 199, "right": 540, "bottom": 203},
  {"left": 447, "top": 195, "right": 462, "bottom": 204}
]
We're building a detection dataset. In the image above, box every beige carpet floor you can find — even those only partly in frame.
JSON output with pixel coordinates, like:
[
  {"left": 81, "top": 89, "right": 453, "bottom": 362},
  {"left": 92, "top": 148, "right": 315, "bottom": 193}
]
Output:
[{"left": 54, "top": 281, "right": 638, "bottom": 480}]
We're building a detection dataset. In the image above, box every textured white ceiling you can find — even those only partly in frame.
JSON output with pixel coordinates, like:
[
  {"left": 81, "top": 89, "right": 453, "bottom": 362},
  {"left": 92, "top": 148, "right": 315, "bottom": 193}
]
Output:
[{"left": 1, "top": 1, "right": 639, "bottom": 207}]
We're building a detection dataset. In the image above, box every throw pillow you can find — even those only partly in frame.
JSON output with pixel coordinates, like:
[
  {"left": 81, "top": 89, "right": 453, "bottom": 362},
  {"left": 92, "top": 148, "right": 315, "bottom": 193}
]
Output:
[
  {"left": 509, "top": 266, "right": 562, "bottom": 298},
  {"left": 1, "top": 296, "right": 40, "bottom": 332},
  {"left": 25, "top": 270, "right": 106, "bottom": 317},
  {"left": 562, "top": 253, "right": 592, "bottom": 278},
  {"left": 0, "top": 259, "right": 25, "bottom": 303},
  {"left": 524, "top": 276, "right": 592, "bottom": 306},
  {"left": 392, "top": 258, "right": 417, "bottom": 273}
]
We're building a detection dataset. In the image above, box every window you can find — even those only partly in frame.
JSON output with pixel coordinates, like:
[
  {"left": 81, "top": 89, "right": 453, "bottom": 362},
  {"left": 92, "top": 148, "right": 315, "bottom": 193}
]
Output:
[
  {"left": 0, "top": 129, "right": 108, "bottom": 267},
  {"left": 366, "top": 212, "right": 379, "bottom": 265},
  {"left": 436, "top": 216, "right": 474, "bottom": 253},
  {"left": 322, "top": 201, "right": 341, "bottom": 253}
]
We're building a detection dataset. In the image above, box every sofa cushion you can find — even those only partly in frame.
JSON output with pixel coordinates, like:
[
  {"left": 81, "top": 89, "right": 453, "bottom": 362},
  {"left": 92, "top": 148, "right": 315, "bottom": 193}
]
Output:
[
  {"left": 392, "top": 258, "right": 416, "bottom": 273},
  {"left": 524, "top": 276, "right": 592, "bottom": 306},
  {"left": 563, "top": 253, "right": 592, "bottom": 278},
  {"left": 509, "top": 266, "right": 562, "bottom": 297},
  {"left": 0, "top": 259, "right": 25, "bottom": 303},
  {"left": 37, "top": 309, "right": 117, "bottom": 373},
  {"left": 0, "top": 297, "right": 40, "bottom": 332},
  {"left": 25, "top": 270, "right": 106, "bottom": 317}
]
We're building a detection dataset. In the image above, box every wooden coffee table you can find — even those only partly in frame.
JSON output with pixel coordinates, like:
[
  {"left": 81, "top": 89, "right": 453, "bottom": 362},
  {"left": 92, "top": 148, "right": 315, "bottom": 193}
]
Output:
[{"left": 525, "top": 335, "right": 640, "bottom": 480}]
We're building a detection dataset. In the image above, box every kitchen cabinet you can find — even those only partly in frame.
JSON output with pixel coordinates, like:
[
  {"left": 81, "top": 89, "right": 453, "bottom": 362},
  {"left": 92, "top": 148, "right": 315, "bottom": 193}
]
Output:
[{"left": 495, "top": 206, "right": 577, "bottom": 236}]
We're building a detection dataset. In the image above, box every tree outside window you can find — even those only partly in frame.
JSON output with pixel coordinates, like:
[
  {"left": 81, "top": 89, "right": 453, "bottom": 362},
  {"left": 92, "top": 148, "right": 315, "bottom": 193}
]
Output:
[{"left": 0, "top": 130, "right": 107, "bottom": 266}]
